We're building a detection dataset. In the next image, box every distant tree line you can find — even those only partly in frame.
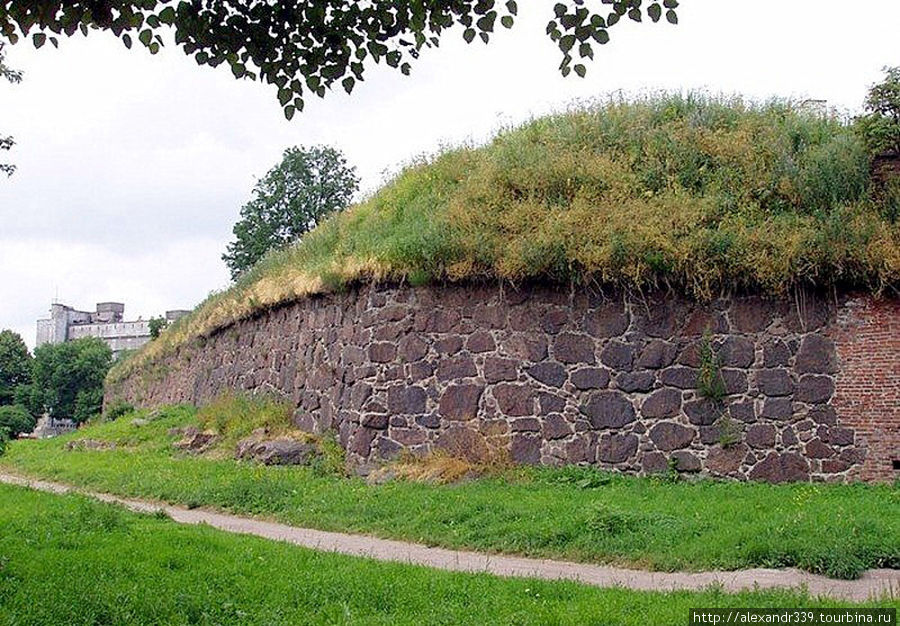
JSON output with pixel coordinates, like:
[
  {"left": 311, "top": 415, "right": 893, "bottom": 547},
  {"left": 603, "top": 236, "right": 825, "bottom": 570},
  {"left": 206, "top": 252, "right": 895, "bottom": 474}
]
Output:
[{"left": 0, "top": 329, "right": 112, "bottom": 447}]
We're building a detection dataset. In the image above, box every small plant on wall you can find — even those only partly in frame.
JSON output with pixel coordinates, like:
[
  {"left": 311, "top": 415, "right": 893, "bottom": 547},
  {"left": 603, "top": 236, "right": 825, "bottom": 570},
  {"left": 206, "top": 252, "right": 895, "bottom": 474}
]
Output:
[
  {"left": 696, "top": 328, "right": 726, "bottom": 403},
  {"left": 695, "top": 327, "right": 742, "bottom": 448},
  {"left": 716, "top": 414, "right": 742, "bottom": 448}
]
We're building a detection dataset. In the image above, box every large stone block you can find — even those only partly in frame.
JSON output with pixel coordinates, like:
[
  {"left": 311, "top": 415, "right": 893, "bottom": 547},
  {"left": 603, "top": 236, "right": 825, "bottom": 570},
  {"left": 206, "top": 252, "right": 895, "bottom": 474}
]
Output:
[
  {"left": 706, "top": 443, "right": 748, "bottom": 475},
  {"left": 436, "top": 356, "right": 477, "bottom": 382},
  {"left": 597, "top": 433, "right": 638, "bottom": 463},
  {"left": 616, "top": 371, "right": 655, "bottom": 393},
  {"left": 600, "top": 340, "right": 635, "bottom": 371},
  {"left": 553, "top": 333, "right": 596, "bottom": 364},
  {"left": 483, "top": 357, "right": 519, "bottom": 383},
  {"left": 718, "top": 336, "right": 755, "bottom": 368},
  {"left": 583, "top": 301, "right": 628, "bottom": 337},
  {"left": 466, "top": 330, "right": 496, "bottom": 353},
  {"left": 684, "top": 398, "right": 721, "bottom": 426},
  {"left": 748, "top": 452, "right": 809, "bottom": 483},
  {"left": 637, "top": 340, "right": 677, "bottom": 369},
  {"left": 542, "top": 414, "right": 572, "bottom": 440},
  {"left": 659, "top": 366, "right": 699, "bottom": 389},
  {"left": 510, "top": 435, "right": 542, "bottom": 465},
  {"left": 526, "top": 362, "right": 568, "bottom": 388},
  {"left": 368, "top": 342, "right": 397, "bottom": 363},
  {"left": 795, "top": 335, "right": 838, "bottom": 374},
  {"left": 571, "top": 367, "right": 610, "bottom": 390},
  {"left": 387, "top": 385, "right": 427, "bottom": 415},
  {"left": 580, "top": 391, "right": 636, "bottom": 429},
  {"left": 762, "top": 339, "right": 791, "bottom": 367},
  {"left": 436, "top": 427, "right": 489, "bottom": 463},
  {"left": 745, "top": 424, "right": 776, "bottom": 449},
  {"left": 438, "top": 384, "right": 484, "bottom": 420},
  {"left": 756, "top": 369, "right": 793, "bottom": 397},
  {"left": 493, "top": 383, "right": 535, "bottom": 417},
  {"left": 649, "top": 421, "right": 695, "bottom": 450},
  {"left": 641, "top": 388, "right": 682, "bottom": 419},
  {"left": 796, "top": 375, "right": 834, "bottom": 404},
  {"left": 501, "top": 334, "right": 548, "bottom": 362}
]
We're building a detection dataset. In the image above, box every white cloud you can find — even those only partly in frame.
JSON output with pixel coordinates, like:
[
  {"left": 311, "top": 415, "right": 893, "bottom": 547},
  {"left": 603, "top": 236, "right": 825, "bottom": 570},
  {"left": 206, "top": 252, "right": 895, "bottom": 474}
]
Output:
[{"left": 0, "top": 237, "right": 229, "bottom": 350}]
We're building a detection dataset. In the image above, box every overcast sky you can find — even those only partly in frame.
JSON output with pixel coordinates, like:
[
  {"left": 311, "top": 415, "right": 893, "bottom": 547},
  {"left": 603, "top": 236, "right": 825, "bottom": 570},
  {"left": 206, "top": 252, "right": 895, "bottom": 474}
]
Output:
[{"left": 1, "top": 1, "right": 898, "bottom": 350}]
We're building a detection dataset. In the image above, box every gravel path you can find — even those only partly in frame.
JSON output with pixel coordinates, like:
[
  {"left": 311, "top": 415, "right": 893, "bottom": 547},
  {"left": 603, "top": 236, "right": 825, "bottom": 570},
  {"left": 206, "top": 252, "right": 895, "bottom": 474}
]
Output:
[{"left": 3, "top": 472, "right": 897, "bottom": 601}]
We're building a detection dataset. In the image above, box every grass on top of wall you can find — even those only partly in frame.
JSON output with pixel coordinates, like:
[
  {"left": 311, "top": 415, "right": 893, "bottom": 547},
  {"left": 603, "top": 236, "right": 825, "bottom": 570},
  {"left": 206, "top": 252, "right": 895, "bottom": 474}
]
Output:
[
  {"left": 4, "top": 484, "right": 889, "bottom": 626},
  {"left": 2, "top": 406, "right": 898, "bottom": 580},
  {"left": 108, "top": 93, "right": 900, "bottom": 383}
]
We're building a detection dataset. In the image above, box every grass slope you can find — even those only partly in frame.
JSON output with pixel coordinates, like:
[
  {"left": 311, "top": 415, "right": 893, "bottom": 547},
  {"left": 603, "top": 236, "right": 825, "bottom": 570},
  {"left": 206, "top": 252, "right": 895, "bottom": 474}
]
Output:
[
  {"left": 110, "top": 94, "right": 900, "bottom": 382},
  {"left": 2, "top": 485, "right": 889, "bottom": 626},
  {"left": 2, "top": 407, "right": 897, "bottom": 580}
]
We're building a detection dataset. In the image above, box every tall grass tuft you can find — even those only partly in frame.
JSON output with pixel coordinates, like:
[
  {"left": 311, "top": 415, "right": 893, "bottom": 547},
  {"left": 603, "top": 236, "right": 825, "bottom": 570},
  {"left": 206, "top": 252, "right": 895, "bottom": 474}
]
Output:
[{"left": 196, "top": 392, "right": 296, "bottom": 449}]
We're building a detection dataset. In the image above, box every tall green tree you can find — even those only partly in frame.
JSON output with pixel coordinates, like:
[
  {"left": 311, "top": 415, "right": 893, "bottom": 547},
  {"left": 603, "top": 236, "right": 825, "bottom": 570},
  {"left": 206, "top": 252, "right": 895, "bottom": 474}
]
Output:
[
  {"left": 0, "top": 329, "right": 30, "bottom": 405},
  {"left": 223, "top": 145, "right": 359, "bottom": 279},
  {"left": 858, "top": 66, "right": 900, "bottom": 156},
  {"left": 0, "top": 1, "right": 678, "bottom": 118},
  {"left": 23, "top": 337, "right": 112, "bottom": 423}
]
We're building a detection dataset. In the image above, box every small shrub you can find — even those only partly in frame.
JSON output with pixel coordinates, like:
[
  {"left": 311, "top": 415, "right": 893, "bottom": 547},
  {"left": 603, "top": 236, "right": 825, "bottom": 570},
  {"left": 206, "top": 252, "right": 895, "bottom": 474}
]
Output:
[
  {"left": 716, "top": 414, "right": 742, "bottom": 448},
  {"left": 588, "top": 505, "right": 678, "bottom": 536},
  {"left": 589, "top": 506, "right": 642, "bottom": 536},
  {"left": 0, "top": 404, "right": 35, "bottom": 438},
  {"left": 379, "top": 447, "right": 514, "bottom": 485},
  {"left": 0, "top": 428, "right": 8, "bottom": 457},
  {"left": 196, "top": 392, "right": 294, "bottom": 446},
  {"left": 310, "top": 431, "right": 346, "bottom": 477},
  {"left": 665, "top": 456, "right": 682, "bottom": 483},
  {"left": 878, "top": 176, "right": 900, "bottom": 223},
  {"left": 103, "top": 401, "right": 135, "bottom": 422},
  {"left": 148, "top": 316, "right": 168, "bottom": 340},
  {"left": 539, "top": 465, "right": 615, "bottom": 489},
  {"left": 75, "top": 499, "right": 128, "bottom": 533},
  {"left": 696, "top": 329, "right": 726, "bottom": 403}
]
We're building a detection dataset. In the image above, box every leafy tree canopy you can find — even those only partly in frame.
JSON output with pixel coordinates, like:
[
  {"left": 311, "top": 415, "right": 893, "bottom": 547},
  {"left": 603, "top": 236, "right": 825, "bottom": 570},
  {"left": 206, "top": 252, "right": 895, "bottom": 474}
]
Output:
[
  {"left": 0, "top": 329, "right": 31, "bottom": 405},
  {"left": 148, "top": 316, "right": 168, "bottom": 339},
  {"left": 858, "top": 66, "right": 900, "bottom": 156},
  {"left": 24, "top": 337, "right": 112, "bottom": 423},
  {"left": 223, "top": 145, "right": 359, "bottom": 279},
  {"left": 0, "top": 1, "right": 678, "bottom": 118}
]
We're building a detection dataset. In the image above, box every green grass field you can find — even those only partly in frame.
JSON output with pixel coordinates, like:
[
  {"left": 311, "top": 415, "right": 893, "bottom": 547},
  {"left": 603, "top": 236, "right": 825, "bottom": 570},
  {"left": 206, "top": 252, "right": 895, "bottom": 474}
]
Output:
[
  {"left": 0, "top": 484, "right": 894, "bottom": 626},
  {"left": 2, "top": 406, "right": 897, "bottom": 581}
]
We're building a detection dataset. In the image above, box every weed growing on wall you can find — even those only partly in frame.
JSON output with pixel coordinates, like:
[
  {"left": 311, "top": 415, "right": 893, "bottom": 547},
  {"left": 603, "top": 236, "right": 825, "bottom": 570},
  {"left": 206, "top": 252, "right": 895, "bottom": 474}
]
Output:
[
  {"left": 716, "top": 415, "right": 742, "bottom": 449},
  {"left": 697, "top": 329, "right": 726, "bottom": 403}
]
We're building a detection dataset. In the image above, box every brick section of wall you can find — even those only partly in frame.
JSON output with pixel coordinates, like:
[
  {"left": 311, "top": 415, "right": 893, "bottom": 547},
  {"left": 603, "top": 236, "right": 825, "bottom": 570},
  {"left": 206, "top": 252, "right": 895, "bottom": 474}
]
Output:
[
  {"left": 831, "top": 297, "right": 900, "bottom": 482},
  {"left": 105, "top": 283, "right": 898, "bottom": 483}
]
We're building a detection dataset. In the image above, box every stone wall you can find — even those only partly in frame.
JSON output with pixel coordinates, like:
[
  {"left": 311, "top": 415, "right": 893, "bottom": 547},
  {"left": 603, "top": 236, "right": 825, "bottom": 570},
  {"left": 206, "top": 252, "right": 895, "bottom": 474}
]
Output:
[{"left": 105, "top": 283, "right": 900, "bottom": 483}]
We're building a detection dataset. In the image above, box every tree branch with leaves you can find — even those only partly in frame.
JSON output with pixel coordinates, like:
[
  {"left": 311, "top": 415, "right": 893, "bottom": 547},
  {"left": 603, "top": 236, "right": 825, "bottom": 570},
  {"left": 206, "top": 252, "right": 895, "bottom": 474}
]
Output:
[
  {"left": 0, "top": 41, "right": 22, "bottom": 176},
  {"left": 0, "top": 1, "right": 679, "bottom": 119}
]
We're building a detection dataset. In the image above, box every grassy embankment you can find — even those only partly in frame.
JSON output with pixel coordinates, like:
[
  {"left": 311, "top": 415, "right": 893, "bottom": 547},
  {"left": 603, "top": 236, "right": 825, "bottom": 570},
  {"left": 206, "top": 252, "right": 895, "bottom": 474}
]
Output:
[
  {"left": 109, "top": 94, "right": 900, "bottom": 383},
  {"left": 2, "top": 405, "right": 897, "bottom": 581},
  {"left": 3, "top": 484, "right": 890, "bottom": 626}
]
